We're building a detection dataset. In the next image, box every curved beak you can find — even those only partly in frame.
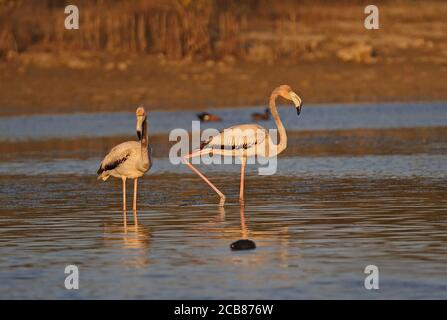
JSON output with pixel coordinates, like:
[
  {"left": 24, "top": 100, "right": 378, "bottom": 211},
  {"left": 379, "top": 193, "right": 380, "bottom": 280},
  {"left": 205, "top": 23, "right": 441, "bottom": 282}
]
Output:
[
  {"left": 136, "top": 116, "right": 144, "bottom": 140},
  {"left": 290, "top": 91, "right": 302, "bottom": 116}
]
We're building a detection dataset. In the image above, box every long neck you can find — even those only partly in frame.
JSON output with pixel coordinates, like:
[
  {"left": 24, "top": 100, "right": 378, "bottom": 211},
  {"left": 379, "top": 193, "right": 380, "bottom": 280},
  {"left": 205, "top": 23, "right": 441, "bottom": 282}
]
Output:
[
  {"left": 141, "top": 118, "right": 148, "bottom": 149},
  {"left": 269, "top": 91, "right": 287, "bottom": 156}
]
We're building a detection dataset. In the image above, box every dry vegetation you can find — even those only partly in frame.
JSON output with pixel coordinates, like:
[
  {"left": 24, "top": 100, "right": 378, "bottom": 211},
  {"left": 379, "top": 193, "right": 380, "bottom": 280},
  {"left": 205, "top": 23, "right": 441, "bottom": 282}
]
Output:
[
  {"left": 0, "top": 0, "right": 446, "bottom": 115},
  {"left": 0, "top": 0, "right": 382, "bottom": 61},
  {"left": 2, "top": 0, "right": 445, "bottom": 63}
]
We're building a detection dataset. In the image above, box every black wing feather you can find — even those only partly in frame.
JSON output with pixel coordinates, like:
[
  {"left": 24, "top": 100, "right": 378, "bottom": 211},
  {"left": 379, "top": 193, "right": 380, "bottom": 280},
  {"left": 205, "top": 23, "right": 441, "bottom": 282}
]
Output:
[
  {"left": 200, "top": 137, "right": 256, "bottom": 150},
  {"left": 97, "top": 153, "right": 130, "bottom": 175}
]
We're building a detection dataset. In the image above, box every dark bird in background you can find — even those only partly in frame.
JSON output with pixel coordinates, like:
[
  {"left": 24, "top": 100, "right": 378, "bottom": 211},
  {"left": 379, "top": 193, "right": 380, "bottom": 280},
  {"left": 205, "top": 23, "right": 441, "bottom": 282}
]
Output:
[
  {"left": 197, "top": 112, "right": 222, "bottom": 122},
  {"left": 251, "top": 108, "right": 270, "bottom": 121}
]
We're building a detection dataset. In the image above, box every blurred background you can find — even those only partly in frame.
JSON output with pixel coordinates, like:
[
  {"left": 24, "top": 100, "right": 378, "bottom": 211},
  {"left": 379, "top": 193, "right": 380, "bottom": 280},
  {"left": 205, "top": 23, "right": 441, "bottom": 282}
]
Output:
[
  {"left": 0, "top": 0, "right": 446, "bottom": 115},
  {"left": 1, "top": 1, "right": 447, "bottom": 299}
]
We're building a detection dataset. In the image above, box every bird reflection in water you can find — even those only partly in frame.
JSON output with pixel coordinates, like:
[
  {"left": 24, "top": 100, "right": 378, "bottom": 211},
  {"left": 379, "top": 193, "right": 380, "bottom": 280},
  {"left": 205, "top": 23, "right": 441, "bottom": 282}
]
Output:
[
  {"left": 102, "top": 210, "right": 151, "bottom": 267},
  {"left": 192, "top": 205, "right": 256, "bottom": 250},
  {"left": 230, "top": 206, "right": 297, "bottom": 271},
  {"left": 230, "top": 205, "right": 256, "bottom": 250},
  {"left": 188, "top": 205, "right": 247, "bottom": 241}
]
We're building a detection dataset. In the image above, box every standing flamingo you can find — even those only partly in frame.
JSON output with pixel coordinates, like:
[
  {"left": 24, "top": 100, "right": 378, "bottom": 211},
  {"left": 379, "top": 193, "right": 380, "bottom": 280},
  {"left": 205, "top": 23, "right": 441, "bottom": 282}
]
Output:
[
  {"left": 97, "top": 106, "right": 152, "bottom": 212},
  {"left": 182, "top": 85, "right": 302, "bottom": 206}
]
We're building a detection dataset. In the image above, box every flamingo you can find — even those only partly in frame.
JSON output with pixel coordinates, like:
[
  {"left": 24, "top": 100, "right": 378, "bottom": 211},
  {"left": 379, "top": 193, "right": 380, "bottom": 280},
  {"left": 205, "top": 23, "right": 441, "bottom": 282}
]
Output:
[
  {"left": 197, "top": 112, "right": 222, "bottom": 122},
  {"left": 251, "top": 107, "right": 270, "bottom": 121},
  {"left": 182, "top": 85, "right": 302, "bottom": 206},
  {"left": 97, "top": 106, "right": 152, "bottom": 212}
]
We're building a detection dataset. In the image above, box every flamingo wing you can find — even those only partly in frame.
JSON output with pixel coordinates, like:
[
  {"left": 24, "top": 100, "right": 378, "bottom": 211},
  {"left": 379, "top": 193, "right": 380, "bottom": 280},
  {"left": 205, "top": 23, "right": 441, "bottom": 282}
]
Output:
[
  {"left": 200, "top": 124, "right": 268, "bottom": 150},
  {"left": 97, "top": 141, "right": 137, "bottom": 175}
]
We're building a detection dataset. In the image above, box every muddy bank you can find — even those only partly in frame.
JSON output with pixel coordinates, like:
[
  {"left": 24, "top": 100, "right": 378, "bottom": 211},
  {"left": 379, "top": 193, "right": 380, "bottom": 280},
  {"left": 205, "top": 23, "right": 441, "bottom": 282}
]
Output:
[
  {"left": 1, "top": 1, "right": 446, "bottom": 116},
  {"left": 1, "top": 55, "right": 447, "bottom": 117}
]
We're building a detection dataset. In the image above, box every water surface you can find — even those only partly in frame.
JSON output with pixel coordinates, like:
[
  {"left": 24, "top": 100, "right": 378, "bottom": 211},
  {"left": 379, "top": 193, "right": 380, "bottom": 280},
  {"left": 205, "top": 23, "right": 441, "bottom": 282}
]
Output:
[
  {"left": 0, "top": 102, "right": 446, "bottom": 141},
  {"left": 0, "top": 102, "right": 446, "bottom": 299},
  {"left": 0, "top": 173, "right": 446, "bottom": 299}
]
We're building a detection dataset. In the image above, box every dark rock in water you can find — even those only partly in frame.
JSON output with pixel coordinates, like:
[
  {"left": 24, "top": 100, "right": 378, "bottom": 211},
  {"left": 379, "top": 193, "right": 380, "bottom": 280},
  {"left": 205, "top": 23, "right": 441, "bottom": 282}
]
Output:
[{"left": 230, "top": 239, "right": 256, "bottom": 251}]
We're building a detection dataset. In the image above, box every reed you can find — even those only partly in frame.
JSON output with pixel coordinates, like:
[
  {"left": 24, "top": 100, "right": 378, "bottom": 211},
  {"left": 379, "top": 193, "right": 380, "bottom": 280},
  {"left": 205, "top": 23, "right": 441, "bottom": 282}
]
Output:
[{"left": 0, "top": 0, "right": 388, "bottom": 61}]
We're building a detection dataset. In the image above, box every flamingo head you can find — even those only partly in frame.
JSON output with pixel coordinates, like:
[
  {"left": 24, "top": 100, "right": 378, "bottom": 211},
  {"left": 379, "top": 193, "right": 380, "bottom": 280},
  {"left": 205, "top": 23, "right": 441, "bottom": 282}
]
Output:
[
  {"left": 277, "top": 85, "right": 303, "bottom": 116},
  {"left": 136, "top": 106, "right": 147, "bottom": 140}
]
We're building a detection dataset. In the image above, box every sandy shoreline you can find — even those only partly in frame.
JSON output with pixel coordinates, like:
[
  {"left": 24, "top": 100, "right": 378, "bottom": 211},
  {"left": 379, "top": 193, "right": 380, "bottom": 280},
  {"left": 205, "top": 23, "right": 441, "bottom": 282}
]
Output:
[
  {"left": 1, "top": 56, "right": 447, "bottom": 117},
  {"left": 1, "top": 1, "right": 447, "bottom": 117}
]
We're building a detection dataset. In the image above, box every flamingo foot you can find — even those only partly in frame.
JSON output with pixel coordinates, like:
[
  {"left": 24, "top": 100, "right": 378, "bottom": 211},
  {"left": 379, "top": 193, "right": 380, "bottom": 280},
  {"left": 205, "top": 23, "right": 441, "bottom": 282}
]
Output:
[{"left": 219, "top": 196, "right": 226, "bottom": 207}]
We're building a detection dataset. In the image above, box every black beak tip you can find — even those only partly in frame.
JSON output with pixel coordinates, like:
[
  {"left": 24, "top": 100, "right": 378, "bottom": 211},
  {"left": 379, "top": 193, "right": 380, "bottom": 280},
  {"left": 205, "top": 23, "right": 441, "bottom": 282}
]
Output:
[
  {"left": 137, "top": 131, "right": 142, "bottom": 140},
  {"left": 296, "top": 107, "right": 301, "bottom": 116}
]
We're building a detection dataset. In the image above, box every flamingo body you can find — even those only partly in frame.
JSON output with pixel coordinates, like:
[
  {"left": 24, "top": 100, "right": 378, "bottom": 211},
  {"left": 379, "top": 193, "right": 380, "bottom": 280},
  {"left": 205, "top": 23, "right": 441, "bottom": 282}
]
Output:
[
  {"left": 200, "top": 124, "right": 269, "bottom": 157},
  {"left": 98, "top": 141, "right": 152, "bottom": 181},
  {"left": 98, "top": 106, "right": 152, "bottom": 211},
  {"left": 183, "top": 85, "right": 303, "bottom": 206}
]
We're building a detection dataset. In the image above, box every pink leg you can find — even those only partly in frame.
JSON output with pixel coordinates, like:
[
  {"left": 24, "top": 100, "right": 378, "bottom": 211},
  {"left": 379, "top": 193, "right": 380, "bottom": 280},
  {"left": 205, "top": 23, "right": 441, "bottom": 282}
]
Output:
[
  {"left": 133, "top": 208, "right": 139, "bottom": 226},
  {"left": 133, "top": 178, "right": 138, "bottom": 212},
  {"left": 182, "top": 151, "right": 226, "bottom": 206},
  {"left": 122, "top": 176, "right": 127, "bottom": 212},
  {"left": 239, "top": 156, "right": 247, "bottom": 205},
  {"left": 122, "top": 176, "right": 127, "bottom": 228}
]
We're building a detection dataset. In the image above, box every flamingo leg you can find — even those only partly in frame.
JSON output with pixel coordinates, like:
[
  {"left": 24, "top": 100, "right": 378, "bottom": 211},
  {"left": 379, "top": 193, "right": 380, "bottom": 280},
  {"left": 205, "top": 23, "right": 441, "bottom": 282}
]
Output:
[
  {"left": 133, "top": 208, "right": 139, "bottom": 225},
  {"left": 122, "top": 176, "right": 127, "bottom": 212},
  {"left": 133, "top": 178, "right": 138, "bottom": 212},
  {"left": 182, "top": 151, "right": 226, "bottom": 206},
  {"left": 239, "top": 156, "right": 247, "bottom": 205}
]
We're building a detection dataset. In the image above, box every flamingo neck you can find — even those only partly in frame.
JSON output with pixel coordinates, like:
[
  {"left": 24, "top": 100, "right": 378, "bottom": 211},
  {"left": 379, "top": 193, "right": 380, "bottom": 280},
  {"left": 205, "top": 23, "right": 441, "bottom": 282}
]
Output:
[
  {"left": 269, "top": 91, "right": 287, "bottom": 157},
  {"left": 141, "top": 119, "right": 148, "bottom": 149}
]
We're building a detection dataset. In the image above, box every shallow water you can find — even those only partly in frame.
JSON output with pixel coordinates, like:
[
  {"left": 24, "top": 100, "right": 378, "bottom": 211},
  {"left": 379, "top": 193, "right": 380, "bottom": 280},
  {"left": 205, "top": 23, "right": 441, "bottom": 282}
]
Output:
[
  {"left": 0, "top": 154, "right": 446, "bottom": 179},
  {"left": 0, "top": 102, "right": 446, "bottom": 141},
  {"left": 0, "top": 102, "right": 446, "bottom": 299},
  {"left": 0, "top": 174, "right": 446, "bottom": 299}
]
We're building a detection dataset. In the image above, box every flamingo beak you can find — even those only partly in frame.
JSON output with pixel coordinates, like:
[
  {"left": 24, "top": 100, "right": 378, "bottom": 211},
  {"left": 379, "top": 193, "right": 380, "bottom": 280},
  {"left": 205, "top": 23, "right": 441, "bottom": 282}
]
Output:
[
  {"left": 290, "top": 91, "right": 302, "bottom": 116},
  {"left": 136, "top": 116, "right": 144, "bottom": 140}
]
